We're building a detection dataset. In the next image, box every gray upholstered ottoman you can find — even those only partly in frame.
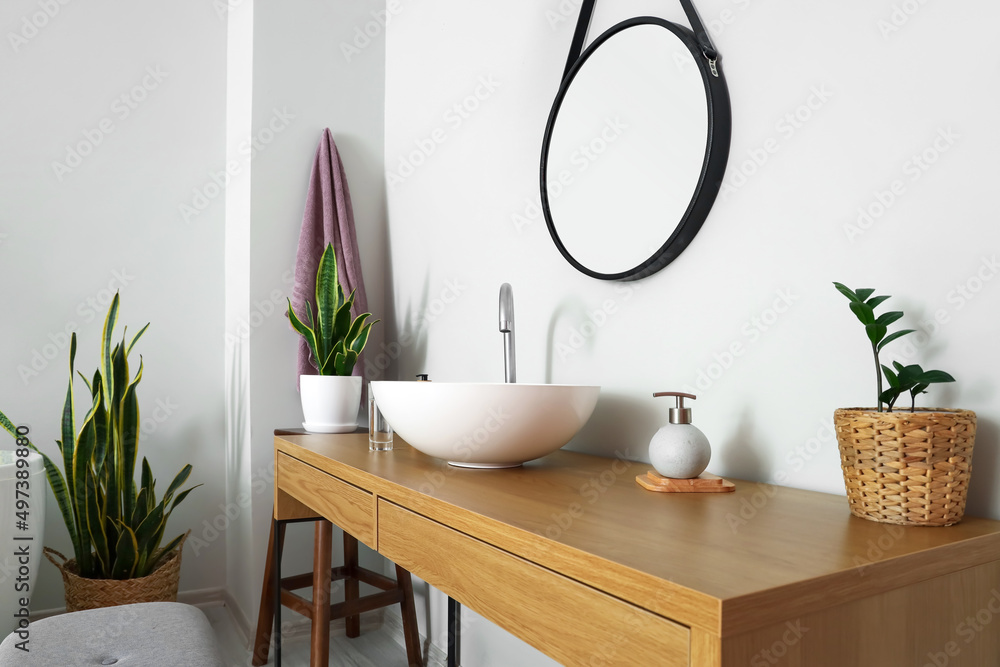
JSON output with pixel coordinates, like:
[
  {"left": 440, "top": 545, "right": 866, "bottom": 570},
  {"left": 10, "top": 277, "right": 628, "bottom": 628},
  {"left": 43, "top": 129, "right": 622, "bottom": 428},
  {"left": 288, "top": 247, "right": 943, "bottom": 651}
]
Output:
[{"left": 0, "top": 602, "right": 224, "bottom": 666}]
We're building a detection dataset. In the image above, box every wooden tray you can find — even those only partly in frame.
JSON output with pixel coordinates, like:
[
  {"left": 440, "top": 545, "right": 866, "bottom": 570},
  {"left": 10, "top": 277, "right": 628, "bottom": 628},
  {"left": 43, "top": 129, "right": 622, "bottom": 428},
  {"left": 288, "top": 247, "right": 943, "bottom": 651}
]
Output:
[{"left": 636, "top": 471, "right": 735, "bottom": 493}]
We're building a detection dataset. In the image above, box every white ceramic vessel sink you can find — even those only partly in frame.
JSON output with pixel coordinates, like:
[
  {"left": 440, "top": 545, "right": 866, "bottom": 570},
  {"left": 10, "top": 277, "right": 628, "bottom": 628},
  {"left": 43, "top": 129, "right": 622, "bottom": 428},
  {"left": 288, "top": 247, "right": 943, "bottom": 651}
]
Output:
[{"left": 370, "top": 382, "right": 600, "bottom": 468}]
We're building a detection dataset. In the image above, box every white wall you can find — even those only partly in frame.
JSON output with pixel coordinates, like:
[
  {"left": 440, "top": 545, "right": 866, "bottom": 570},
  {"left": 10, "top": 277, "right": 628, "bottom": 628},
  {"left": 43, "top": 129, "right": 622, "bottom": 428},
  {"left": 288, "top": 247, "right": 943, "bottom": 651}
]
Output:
[
  {"left": 386, "top": 0, "right": 1000, "bottom": 662},
  {"left": 0, "top": 1, "right": 228, "bottom": 610}
]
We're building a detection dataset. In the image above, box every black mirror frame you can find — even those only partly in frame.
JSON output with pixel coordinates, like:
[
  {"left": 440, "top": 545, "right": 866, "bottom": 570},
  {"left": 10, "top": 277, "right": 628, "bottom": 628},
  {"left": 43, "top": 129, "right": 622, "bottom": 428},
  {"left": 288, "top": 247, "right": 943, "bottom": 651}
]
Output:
[{"left": 540, "top": 1, "right": 732, "bottom": 282}]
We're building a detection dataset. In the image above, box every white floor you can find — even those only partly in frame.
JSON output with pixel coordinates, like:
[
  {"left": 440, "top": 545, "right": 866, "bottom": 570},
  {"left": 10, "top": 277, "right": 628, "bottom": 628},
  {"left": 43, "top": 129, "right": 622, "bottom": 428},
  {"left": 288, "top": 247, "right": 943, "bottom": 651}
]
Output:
[{"left": 204, "top": 606, "right": 416, "bottom": 667}]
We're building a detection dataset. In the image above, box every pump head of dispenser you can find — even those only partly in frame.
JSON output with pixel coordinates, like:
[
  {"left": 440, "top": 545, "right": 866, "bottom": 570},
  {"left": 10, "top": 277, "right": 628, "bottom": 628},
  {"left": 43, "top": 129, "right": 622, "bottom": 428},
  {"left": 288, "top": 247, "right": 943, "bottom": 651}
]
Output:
[
  {"left": 656, "top": 391, "right": 696, "bottom": 425},
  {"left": 649, "top": 392, "right": 711, "bottom": 479}
]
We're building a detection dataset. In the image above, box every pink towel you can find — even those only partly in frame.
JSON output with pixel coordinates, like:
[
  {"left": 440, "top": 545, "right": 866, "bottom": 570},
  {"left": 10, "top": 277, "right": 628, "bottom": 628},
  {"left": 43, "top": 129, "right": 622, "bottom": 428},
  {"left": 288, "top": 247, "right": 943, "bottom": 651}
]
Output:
[{"left": 291, "top": 129, "right": 370, "bottom": 389}]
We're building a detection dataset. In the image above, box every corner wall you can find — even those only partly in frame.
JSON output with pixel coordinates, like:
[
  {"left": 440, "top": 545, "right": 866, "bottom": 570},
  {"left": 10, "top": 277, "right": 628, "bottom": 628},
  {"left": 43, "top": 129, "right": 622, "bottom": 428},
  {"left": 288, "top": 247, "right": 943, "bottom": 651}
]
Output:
[
  {"left": 239, "top": 0, "right": 389, "bottom": 626},
  {"left": 0, "top": 0, "right": 390, "bottom": 632}
]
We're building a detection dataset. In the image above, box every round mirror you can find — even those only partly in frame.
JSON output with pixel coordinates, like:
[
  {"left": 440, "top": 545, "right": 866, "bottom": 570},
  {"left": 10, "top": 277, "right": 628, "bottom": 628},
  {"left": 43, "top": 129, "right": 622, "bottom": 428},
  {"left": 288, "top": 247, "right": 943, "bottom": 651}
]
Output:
[{"left": 540, "top": 18, "right": 731, "bottom": 281}]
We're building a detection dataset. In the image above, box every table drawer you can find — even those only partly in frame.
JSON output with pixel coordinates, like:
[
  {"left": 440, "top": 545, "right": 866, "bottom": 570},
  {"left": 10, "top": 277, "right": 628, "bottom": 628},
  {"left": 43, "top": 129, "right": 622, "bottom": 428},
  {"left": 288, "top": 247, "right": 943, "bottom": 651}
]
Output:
[
  {"left": 277, "top": 453, "right": 375, "bottom": 548},
  {"left": 378, "top": 499, "right": 690, "bottom": 666}
]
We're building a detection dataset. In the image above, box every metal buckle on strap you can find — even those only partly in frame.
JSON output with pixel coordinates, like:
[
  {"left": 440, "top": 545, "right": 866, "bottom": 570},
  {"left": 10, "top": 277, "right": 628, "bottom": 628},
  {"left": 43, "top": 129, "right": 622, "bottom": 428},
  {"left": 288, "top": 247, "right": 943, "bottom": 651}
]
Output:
[{"left": 702, "top": 47, "right": 719, "bottom": 77}]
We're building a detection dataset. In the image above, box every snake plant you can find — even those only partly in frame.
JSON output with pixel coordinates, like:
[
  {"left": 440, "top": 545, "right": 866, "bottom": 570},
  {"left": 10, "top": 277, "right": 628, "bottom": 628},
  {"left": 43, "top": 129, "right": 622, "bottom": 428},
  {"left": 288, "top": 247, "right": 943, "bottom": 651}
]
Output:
[
  {"left": 833, "top": 282, "right": 954, "bottom": 412},
  {"left": 287, "top": 243, "right": 378, "bottom": 376},
  {"left": 0, "top": 293, "right": 198, "bottom": 579}
]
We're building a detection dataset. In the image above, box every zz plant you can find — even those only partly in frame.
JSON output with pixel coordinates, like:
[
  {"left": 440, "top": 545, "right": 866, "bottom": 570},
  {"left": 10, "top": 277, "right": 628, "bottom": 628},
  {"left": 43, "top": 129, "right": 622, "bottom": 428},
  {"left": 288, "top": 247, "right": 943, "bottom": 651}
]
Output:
[
  {"left": 833, "top": 282, "right": 954, "bottom": 412},
  {"left": 0, "top": 294, "right": 197, "bottom": 579},
  {"left": 287, "top": 243, "right": 378, "bottom": 375}
]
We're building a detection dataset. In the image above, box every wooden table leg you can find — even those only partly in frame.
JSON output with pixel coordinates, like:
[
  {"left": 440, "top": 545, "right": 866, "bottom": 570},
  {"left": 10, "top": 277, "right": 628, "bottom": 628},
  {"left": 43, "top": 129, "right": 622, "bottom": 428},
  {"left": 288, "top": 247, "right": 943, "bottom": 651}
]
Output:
[
  {"left": 311, "top": 520, "right": 333, "bottom": 667},
  {"left": 344, "top": 531, "right": 361, "bottom": 638},
  {"left": 396, "top": 564, "right": 423, "bottom": 667},
  {"left": 448, "top": 597, "right": 462, "bottom": 667}
]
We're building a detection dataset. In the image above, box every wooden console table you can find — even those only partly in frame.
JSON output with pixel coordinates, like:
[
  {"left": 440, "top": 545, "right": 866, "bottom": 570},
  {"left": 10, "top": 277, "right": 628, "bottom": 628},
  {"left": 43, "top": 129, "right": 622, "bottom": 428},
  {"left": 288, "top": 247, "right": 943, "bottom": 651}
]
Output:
[{"left": 274, "top": 431, "right": 1000, "bottom": 666}]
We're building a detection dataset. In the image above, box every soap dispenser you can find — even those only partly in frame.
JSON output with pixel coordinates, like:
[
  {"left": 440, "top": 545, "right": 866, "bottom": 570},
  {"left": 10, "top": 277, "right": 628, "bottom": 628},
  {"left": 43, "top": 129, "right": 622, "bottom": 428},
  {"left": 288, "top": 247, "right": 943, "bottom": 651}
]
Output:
[{"left": 649, "top": 392, "right": 711, "bottom": 479}]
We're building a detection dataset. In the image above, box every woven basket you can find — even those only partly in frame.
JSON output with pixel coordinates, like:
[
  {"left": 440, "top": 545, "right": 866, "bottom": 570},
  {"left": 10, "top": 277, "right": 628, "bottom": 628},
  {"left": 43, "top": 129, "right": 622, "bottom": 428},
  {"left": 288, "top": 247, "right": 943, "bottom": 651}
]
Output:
[
  {"left": 833, "top": 408, "right": 976, "bottom": 527},
  {"left": 43, "top": 532, "right": 188, "bottom": 612}
]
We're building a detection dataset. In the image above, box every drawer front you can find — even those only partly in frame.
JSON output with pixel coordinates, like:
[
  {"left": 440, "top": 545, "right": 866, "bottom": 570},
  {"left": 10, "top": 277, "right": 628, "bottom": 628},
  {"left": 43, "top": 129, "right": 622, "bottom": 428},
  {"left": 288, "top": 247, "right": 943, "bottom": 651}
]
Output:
[
  {"left": 277, "top": 453, "right": 375, "bottom": 548},
  {"left": 378, "top": 500, "right": 690, "bottom": 666}
]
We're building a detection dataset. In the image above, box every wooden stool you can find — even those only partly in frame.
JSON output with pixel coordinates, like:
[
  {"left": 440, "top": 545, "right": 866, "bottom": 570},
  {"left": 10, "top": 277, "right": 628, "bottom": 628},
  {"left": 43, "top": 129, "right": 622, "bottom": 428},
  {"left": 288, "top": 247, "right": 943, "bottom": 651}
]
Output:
[{"left": 252, "top": 516, "right": 422, "bottom": 667}]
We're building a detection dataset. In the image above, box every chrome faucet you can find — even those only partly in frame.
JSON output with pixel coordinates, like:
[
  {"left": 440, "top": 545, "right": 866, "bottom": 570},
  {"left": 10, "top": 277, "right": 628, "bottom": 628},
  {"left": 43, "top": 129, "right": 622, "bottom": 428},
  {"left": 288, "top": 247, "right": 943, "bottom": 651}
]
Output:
[{"left": 499, "top": 283, "right": 516, "bottom": 383}]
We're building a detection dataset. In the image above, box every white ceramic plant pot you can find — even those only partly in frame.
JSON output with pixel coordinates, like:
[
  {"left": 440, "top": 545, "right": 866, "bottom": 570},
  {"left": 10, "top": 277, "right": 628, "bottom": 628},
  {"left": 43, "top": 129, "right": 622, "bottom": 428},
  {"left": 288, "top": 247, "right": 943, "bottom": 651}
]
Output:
[
  {"left": 0, "top": 451, "right": 45, "bottom": 639},
  {"left": 300, "top": 375, "right": 362, "bottom": 433}
]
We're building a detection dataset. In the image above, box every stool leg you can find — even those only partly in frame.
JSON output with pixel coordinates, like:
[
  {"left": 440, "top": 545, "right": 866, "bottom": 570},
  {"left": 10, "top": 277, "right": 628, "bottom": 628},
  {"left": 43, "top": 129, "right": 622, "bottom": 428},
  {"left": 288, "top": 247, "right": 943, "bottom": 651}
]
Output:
[
  {"left": 395, "top": 565, "right": 423, "bottom": 667},
  {"left": 274, "top": 519, "right": 285, "bottom": 667},
  {"left": 311, "top": 520, "right": 333, "bottom": 667},
  {"left": 343, "top": 531, "right": 361, "bottom": 638},
  {"left": 252, "top": 518, "right": 285, "bottom": 666}
]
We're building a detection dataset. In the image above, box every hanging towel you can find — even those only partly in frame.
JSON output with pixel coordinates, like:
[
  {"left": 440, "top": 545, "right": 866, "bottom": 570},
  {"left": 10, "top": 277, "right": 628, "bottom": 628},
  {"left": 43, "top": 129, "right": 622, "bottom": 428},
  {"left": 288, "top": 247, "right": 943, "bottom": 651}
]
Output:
[{"left": 292, "top": 129, "right": 370, "bottom": 388}]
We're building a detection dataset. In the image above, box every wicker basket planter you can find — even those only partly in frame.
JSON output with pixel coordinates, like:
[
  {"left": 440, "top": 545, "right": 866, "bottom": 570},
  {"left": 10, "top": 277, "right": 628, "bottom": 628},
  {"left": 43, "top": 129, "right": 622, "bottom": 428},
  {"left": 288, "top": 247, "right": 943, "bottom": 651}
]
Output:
[
  {"left": 43, "top": 533, "right": 187, "bottom": 612},
  {"left": 833, "top": 408, "right": 976, "bottom": 527}
]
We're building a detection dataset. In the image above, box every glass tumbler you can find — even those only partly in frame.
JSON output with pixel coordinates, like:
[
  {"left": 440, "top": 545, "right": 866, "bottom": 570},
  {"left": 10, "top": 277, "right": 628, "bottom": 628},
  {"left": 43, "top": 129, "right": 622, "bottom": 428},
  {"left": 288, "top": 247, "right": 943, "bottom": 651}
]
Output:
[{"left": 368, "top": 383, "right": 393, "bottom": 451}]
